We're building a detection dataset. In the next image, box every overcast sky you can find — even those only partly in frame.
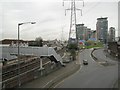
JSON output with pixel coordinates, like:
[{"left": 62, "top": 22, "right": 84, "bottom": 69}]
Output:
[{"left": 0, "top": 0, "right": 119, "bottom": 41}]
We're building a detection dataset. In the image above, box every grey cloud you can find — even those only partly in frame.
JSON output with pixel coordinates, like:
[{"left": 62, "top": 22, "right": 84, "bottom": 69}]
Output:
[{"left": 1, "top": 0, "right": 118, "bottom": 40}]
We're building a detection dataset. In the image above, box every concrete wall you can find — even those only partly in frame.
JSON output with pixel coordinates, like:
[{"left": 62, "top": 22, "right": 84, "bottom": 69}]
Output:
[{"left": 41, "top": 62, "right": 62, "bottom": 76}]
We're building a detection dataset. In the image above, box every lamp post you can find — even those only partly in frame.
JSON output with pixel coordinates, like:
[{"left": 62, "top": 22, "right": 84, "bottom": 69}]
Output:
[{"left": 17, "top": 22, "right": 36, "bottom": 87}]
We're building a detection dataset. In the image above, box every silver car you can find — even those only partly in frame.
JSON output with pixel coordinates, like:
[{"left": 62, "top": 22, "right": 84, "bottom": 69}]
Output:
[{"left": 83, "top": 59, "right": 88, "bottom": 65}]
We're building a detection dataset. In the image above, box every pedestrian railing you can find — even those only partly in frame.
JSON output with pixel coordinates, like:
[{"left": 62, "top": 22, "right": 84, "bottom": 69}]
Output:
[{"left": 1, "top": 46, "right": 64, "bottom": 65}]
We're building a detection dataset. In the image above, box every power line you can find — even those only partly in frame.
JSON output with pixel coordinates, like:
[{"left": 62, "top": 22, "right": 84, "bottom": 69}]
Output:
[
  {"left": 83, "top": 0, "right": 101, "bottom": 16},
  {"left": 63, "top": 0, "right": 84, "bottom": 42}
]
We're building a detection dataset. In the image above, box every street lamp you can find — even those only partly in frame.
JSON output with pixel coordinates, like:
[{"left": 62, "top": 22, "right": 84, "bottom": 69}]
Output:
[
  {"left": 18, "top": 22, "right": 36, "bottom": 57},
  {"left": 17, "top": 22, "right": 36, "bottom": 87}
]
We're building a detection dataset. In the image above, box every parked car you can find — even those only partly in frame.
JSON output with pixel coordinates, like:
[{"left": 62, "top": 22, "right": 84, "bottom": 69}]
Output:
[
  {"left": 83, "top": 59, "right": 88, "bottom": 65},
  {"left": 62, "top": 56, "right": 71, "bottom": 63},
  {"left": 63, "top": 58, "right": 70, "bottom": 63}
]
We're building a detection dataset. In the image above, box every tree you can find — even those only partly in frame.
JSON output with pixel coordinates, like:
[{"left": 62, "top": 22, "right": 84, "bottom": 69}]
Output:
[
  {"left": 35, "top": 36, "right": 43, "bottom": 47},
  {"left": 67, "top": 43, "right": 78, "bottom": 60},
  {"left": 68, "top": 43, "right": 78, "bottom": 50}
]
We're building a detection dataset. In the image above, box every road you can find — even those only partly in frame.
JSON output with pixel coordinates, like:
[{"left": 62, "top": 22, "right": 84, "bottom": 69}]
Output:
[{"left": 55, "top": 49, "right": 118, "bottom": 88}]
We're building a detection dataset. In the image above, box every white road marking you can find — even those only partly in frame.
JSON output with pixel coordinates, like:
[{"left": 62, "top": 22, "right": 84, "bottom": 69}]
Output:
[
  {"left": 54, "top": 64, "right": 83, "bottom": 88},
  {"left": 90, "top": 54, "right": 96, "bottom": 63},
  {"left": 42, "top": 72, "right": 66, "bottom": 88},
  {"left": 43, "top": 63, "right": 82, "bottom": 88},
  {"left": 46, "top": 51, "right": 83, "bottom": 88},
  {"left": 54, "top": 49, "right": 100, "bottom": 88},
  {"left": 88, "top": 49, "right": 105, "bottom": 67}
]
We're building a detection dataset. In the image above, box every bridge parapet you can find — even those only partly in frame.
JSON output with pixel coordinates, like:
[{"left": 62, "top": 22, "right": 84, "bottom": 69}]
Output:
[{"left": 1, "top": 46, "right": 63, "bottom": 65}]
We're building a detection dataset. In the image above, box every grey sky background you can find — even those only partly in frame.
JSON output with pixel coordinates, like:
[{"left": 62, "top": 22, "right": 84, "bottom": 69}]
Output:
[
  {"left": 118, "top": 1, "right": 120, "bottom": 37},
  {"left": 0, "top": 0, "right": 119, "bottom": 41}
]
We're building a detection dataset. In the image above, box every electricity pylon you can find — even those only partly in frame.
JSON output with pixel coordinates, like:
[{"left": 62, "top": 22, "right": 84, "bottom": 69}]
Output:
[{"left": 63, "top": 0, "right": 84, "bottom": 44}]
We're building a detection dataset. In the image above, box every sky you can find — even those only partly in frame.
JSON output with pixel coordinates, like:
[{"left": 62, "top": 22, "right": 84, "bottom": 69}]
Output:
[
  {"left": 0, "top": 0, "right": 119, "bottom": 41},
  {"left": 118, "top": 1, "right": 120, "bottom": 37}
]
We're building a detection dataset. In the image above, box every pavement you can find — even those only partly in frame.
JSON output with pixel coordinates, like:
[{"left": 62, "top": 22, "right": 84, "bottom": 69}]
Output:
[{"left": 20, "top": 51, "right": 81, "bottom": 88}]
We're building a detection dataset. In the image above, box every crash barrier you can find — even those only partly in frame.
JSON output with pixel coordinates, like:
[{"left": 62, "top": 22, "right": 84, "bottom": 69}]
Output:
[{"left": 91, "top": 48, "right": 98, "bottom": 61}]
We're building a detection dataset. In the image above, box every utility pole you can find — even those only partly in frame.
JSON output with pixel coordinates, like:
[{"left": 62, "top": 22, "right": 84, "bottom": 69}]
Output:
[
  {"left": 61, "top": 28, "right": 63, "bottom": 43},
  {"left": 63, "top": 0, "right": 84, "bottom": 44},
  {"left": 17, "top": 22, "right": 36, "bottom": 87},
  {"left": 61, "top": 26, "right": 65, "bottom": 44}
]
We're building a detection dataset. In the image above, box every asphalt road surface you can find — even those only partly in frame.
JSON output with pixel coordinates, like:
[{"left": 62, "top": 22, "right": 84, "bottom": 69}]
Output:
[{"left": 55, "top": 49, "right": 118, "bottom": 88}]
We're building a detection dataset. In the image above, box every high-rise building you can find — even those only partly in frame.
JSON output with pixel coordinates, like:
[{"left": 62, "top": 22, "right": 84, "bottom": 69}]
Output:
[
  {"left": 90, "top": 30, "right": 97, "bottom": 40},
  {"left": 92, "top": 30, "right": 96, "bottom": 38},
  {"left": 96, "top": 17, "right": 108, "bottom": 44},
  {"left": 83, "top": 26, "right": 88, "bottom": 41},
  {"left": 108, "top": 27, "right": 115, "bottom": 42},
  {"left": 76, "top": 24, "right": 93, "bottom": 41},
  {"left": 76, "top": 24, "right": 85, "bottom": 40},
  {"left": 86, "top": 28, "right": 92, "bottom": 40}
]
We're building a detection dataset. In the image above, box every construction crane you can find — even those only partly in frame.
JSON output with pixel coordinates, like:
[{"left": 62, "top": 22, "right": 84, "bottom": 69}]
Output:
[{"left": 63, "top": 0, "right": 84, "bottom": 44}]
